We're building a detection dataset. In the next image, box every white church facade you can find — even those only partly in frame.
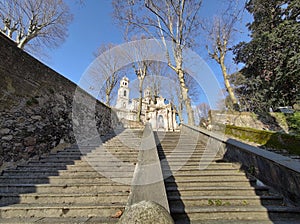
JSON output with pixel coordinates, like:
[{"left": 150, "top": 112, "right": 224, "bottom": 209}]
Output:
[{"left": 114, "top": 76, "right": 178, "bottom": 131}]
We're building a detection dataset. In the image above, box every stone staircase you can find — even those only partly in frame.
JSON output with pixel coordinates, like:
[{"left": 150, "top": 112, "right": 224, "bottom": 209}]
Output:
[
  {"left": 0, "top": 129, "right": 142, "bottom": 223},
  {"left": 154, "top": 131, "right": 300, "bottom": 224}
]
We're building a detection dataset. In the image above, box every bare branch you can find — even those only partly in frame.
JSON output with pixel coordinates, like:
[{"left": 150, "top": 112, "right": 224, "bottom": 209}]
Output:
[{"left": 0, "top": 0, "right": 73, "bottom": 56}]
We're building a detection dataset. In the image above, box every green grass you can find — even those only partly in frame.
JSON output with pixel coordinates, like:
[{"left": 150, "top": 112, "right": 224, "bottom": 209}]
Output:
[
  {"left": 208, "top": 199, "right": 231, "bottom": 206},
  {"left": 286, "top": 112, "right": 300, "bottom": 135}
]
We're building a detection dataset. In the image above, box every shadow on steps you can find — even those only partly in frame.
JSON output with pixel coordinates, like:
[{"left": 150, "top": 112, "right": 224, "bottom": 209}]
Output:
[{"left": 0, "top": 129, "right": 123, "bottom": 208}]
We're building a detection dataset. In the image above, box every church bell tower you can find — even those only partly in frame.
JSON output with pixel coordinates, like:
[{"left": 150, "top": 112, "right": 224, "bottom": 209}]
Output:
[{"left": 116, "top": 76, "right": 130, "bottom": 109}]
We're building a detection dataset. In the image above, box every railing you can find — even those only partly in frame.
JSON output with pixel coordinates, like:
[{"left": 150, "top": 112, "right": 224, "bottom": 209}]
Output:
[
  {"left": 127, "top": 123, "right": 170, "bottom": 211},
  {"left": 182, "top": 123, "right": 300, "bottom": 205}
]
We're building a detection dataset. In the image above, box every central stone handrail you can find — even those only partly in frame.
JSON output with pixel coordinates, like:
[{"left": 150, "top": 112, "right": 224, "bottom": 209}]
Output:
[{"left": 126, "top": 123, "right": 170, "bottom": 212}]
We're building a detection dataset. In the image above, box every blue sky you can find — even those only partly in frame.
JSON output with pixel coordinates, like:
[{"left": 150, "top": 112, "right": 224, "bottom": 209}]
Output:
[
  {"left": 44, "top": 0, "right": 123, "bottom": 84},
  {"left": 42, "top": 0, "right": 252, "bottom": 108}
]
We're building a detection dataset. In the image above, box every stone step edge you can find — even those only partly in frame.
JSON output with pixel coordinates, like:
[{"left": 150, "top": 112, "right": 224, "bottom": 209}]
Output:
[
  {"left": 166, "top": 186, "right": 269, "bottom": 191},
  {"left": 0, "top": 183, "right": 131, "bottom": 188},
  {"left": 168, "top": 195, "right": 282, "bottom": 200},
  {"left": 171, "top": 205, "right": 300, "bottom": 213},
  {"left": 0, "top": 217, "right": 118, "bottom": 224},
  {"left": 0, "top": 203, "right": 126, "bottom": 209}
]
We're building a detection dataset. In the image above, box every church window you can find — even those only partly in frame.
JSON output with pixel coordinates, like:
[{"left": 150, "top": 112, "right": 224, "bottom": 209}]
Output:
[
  {"left": 124, "top": 90, "right": 127, "bottom": 97},
  {"left": 123, "top": 102, "right": 126, "bottom": 108}
]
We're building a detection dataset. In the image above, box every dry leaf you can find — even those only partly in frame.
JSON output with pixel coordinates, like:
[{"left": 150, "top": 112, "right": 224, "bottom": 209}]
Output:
[{"left": 112, "top": 210, "right": 123, "bottom": 218}]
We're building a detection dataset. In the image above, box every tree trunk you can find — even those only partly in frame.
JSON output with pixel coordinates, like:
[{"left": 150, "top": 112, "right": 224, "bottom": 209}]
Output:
[
  {"left": 220, "top": 59, "right": 239, "bottom": 110},
  {"left": 177, "top": 69, "right": 195, "bottom": 125},
  {"left": 137, "top": 78, "right": 144, "bottom": 122},
  {"left": 105, "top": 94, "right": 110, "bottom": 106},
  {"left": 177, "top": 101, "right": 184, "bottom": 124},
  {"left": 17, "top": 37, "right": 28, "bottom": 49}
]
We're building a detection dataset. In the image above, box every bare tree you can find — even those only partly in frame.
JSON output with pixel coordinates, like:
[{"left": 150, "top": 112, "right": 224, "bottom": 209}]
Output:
[
  {"left": 0, "top": 0, "right": 72, "bottom": 53},
  {"left": 165, "top": 72, "right": 201, "bottom": 123},
  {"left": 194, "top": 102, "right": 210, "bottom": 126},
  {"left": 113, "top": 0, "right": 203, "bottom": 125},
  {"left": 92, "top": 43, "right": 123, "bottom": 106},
  {"left": 203, "top": 0, "right": 243, "bottom": 111},
  {"left": 123, "top": 35, "right": 152, "bottom": 122},
  {"left": 134, "top": 61, "right": 149, "bottom": 121},
  {"left": 171, "top": 80, "right": 184, "bottom": 123},
  {"left": 145, "top": 62, "right": 170, "bottom": 99}
]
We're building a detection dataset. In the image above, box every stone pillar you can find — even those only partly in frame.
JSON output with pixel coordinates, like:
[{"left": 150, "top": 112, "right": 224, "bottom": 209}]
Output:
[
  {"left": 166, "top": 109, "right": 169, "bottom": 131},
  {"left": 172, "top": 110, "right": 176, "bottom": 130}
]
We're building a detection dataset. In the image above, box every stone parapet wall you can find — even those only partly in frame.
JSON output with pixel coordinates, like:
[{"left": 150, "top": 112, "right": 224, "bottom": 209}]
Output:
[
  {"left": 210, "top": 110, "right": 289, "bottom": 132},
  {"left": 0, "top": 33, "right": 118, "bottom": 166}
]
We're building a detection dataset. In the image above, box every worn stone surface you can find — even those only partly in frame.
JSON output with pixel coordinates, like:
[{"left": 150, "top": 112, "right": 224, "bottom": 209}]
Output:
[
  {"left": 0, "top": 33, "right": 119, "bottom": 166},
  {"left": 118, "top": 201, "right": 174, "bottom": 224}
]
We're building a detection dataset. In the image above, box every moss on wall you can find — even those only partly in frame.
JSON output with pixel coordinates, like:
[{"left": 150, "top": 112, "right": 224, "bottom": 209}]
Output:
[{"left": 225, "top": 125, "right": 300, "bottom": 155}]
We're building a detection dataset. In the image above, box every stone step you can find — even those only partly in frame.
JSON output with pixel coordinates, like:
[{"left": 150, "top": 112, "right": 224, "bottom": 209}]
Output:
[
  {"left": 158, "top": 154, "right": 220, "bottom": 159},
  {"left": 168, "top": 195, "right": 284, "bottom": 206},
  {"left": 163, "top": 171, "right": 247, "bottom": 178},
  {"left": 0, "top": 192, "right": 129, "bottom": 205},
  {"left": 160, "top": 161, "right": 230, "bottom": 167},
  {"left": 39, "top": 155, "right": 83, "bottom": 160},
  {"left": 158, "top": 150, "right": 213, "bottom": 153},
  {"left": 166, "top": 186, "right": 269, "bottom": 197},
  {"left": 166, "top": 179, "right": 255, "bottom": 188},
  {"left": 27, "top": 160, "right": 136, "bottom": 167},
  {"left": 163, "top": 167, "right": 238, "bottom": 173},
  {"left": 160, "top": 158, "right": 222, "bottom": 164},
  {"left": 31, "top": 158, "right": 137, "bottom": 164},
  {"left": 0, "top": 176, "right": 132, "bottom": 185},
  {"left": 27, "top": 161, "right": 77, "bottom": 166},
  {"left": 157, "top": 146, "right": 207, "bottom": 151},
  {"left": 158, "top": 149, "right": 211, "bottom": 154},
  {"left": 89, "top": 150, "right": 139, "bottom": 154},
  {"left": 61, "top": 149, "right": 99, "bottom": 154},
  {"left": 173, "top": 219, "right": 300, "bottom": 224},
  {"left": 0, "top": 217, "right": 118, "bottom": 224},
  {"left": 80, "top": 158, "right": 137, "bottom": 163},
  {"left": 15, "top": 165, "right": 135, "bottom": 172},
  {"left": 0, "top": 203, "right": 125, "bottom": 218},
  {"left": 164, "top": 174, "right": 249, "bottom": 182},
  {"left": 1, "top": 170, "right": 134, "bottom": 178},
  {"left": 38, "top": 155, "right": 137, "bottom": 161},
  {"left": 0, "top": 183, "right": 131, "bottom": 194},
  {"left": 161, "top": 163, "right": 235, "bottom": 169},
  {"left": 102, "top": 143, "right": 140, "bottom": 147},
  {"left": 53, "top": 152, "right": 139, "bottom": 156},
  {"left": 84, "top": 157, "right": 138, "bottom": 162},
  {"left": 171, "top": 206, "right": 300, "bottom": 222}
]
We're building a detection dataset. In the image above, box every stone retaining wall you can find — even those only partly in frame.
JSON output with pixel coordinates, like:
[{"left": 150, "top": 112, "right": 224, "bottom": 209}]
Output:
[
  {"left": 210, "top": 110, "right": 289, "bottom": 132},
  {"left": 0, "top": 33, "right": 118, "bottom": 166}
]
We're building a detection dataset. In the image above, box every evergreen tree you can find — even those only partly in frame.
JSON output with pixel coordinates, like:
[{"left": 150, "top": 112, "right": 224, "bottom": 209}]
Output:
[{"left": 233, "top": 0, "right": 300, "bottom": 112}]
